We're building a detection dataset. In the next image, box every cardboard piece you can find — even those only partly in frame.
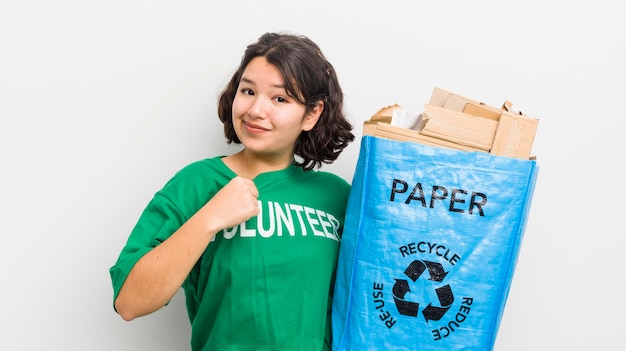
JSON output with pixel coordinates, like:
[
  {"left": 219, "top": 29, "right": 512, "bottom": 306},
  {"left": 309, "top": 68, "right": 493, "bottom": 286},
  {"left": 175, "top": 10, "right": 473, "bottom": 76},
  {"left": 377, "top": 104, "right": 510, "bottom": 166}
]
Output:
[{"left": 362, "top": 87, "right": 539, "bottom": 159}]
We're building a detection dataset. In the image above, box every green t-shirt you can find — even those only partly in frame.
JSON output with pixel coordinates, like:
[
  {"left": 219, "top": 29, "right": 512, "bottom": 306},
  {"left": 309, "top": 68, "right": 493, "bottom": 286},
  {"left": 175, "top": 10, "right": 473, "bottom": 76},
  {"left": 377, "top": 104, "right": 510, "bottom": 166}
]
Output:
[{"left": 110, "top": 157, "right": 351, "bottom": 350}]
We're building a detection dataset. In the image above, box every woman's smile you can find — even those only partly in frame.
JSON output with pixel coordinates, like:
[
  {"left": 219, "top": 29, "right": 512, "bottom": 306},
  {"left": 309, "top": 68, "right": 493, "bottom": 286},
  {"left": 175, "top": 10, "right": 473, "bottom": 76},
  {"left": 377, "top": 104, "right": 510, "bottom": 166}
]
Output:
[{"left": 243, "top": 120, "right": 270, "bottom": 134}]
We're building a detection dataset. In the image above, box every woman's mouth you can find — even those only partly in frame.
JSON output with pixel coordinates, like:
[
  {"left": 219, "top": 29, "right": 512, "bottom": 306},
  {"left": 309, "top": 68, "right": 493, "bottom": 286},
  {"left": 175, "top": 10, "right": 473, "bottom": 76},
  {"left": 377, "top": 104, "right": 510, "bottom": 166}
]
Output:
[{"left": 243, "top": 121, "right": 269, "bottom": 133}]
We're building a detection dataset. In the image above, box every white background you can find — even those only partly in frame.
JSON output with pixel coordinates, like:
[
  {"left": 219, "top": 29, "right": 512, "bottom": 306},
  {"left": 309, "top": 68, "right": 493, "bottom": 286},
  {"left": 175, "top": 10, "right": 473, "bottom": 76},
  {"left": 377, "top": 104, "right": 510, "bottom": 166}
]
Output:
[{"left": 1, "top": 1, "right": 624, "bottom": 350}]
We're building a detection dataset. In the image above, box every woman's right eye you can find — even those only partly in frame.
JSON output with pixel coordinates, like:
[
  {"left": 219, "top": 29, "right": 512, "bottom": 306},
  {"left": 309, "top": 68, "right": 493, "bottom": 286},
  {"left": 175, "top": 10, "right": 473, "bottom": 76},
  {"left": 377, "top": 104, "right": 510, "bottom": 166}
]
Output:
[{"left": 240, "top": 88, "right": 254, "bottom": 96}]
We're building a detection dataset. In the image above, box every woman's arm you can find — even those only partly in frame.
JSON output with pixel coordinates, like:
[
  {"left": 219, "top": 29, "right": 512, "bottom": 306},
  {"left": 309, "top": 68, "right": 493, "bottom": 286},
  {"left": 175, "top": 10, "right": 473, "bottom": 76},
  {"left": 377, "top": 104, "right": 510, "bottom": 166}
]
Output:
[{"left": 114, "top": 176, "right": 259, "bottom": 321}]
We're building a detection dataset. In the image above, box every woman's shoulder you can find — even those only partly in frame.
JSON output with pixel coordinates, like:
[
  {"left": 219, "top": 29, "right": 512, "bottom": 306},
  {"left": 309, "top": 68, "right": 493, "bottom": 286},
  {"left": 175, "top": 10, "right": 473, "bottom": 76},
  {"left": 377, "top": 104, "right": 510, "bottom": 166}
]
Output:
[
  {"left": 299, "top": 168, "right": 350, "bottom": 189},
  {"left": 176, "top": 156, "right": 226, "bottom": 174},
  {"left": 163, "top": 156, "right": 232, "bottom": 188}
]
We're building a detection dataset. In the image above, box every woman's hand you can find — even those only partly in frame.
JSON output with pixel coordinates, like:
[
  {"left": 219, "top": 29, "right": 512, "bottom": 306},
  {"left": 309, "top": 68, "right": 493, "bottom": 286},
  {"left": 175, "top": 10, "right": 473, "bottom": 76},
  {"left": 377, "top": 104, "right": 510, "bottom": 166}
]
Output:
[{"left": 202, "top": 176, "right": 259, "bottom": 234}]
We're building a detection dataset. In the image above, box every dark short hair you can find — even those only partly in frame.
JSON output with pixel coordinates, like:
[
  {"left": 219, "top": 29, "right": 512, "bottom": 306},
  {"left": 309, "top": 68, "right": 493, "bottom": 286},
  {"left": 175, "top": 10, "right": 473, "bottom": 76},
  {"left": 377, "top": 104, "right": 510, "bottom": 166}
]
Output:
[{"left": 218, "top": 32, "right": 354, "bottom": 171}]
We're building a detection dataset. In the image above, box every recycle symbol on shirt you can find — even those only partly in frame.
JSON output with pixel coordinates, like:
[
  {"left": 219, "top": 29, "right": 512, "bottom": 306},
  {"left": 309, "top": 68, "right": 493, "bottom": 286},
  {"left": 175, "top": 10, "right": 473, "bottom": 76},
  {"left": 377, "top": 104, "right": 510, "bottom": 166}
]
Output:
[{"left": 392, "top": 259, "right": 454, "bottom": 322}]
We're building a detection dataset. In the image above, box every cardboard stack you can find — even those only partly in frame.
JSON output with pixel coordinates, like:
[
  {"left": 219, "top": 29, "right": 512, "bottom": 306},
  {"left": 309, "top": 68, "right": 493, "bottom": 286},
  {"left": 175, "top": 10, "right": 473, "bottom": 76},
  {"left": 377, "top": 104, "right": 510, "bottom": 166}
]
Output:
[{"left": 363, "top": 87, "right": 539, "bottom": 160}]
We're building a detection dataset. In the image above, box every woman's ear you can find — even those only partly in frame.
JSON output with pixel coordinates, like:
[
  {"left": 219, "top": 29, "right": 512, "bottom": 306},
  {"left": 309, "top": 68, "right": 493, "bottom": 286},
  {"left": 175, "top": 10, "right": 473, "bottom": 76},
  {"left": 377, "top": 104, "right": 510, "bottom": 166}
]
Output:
[{"left": 302, "top": 100, "right": 324, "bottom": 131}]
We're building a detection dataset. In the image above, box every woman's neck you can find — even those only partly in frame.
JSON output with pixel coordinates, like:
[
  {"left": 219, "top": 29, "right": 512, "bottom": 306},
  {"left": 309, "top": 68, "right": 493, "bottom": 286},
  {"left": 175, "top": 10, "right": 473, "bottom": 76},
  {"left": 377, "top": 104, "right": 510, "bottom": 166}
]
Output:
[{"left": 222, "top": 150, "right": 293, "bottom": 179}]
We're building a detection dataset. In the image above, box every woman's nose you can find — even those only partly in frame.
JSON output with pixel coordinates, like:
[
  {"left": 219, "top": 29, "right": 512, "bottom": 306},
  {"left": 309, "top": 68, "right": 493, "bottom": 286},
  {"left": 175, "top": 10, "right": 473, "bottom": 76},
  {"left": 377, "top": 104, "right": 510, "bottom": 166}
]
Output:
[{"left": 248, "top": 97, "right": 269, "bottom": 119}]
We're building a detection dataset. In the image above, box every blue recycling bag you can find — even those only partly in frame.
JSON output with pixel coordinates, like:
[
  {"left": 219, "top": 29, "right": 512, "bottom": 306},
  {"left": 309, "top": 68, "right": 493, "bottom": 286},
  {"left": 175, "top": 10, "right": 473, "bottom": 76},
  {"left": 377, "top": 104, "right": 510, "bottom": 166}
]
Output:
[{"left": 332, "top": 135, "right": 538, "bottom": 351}]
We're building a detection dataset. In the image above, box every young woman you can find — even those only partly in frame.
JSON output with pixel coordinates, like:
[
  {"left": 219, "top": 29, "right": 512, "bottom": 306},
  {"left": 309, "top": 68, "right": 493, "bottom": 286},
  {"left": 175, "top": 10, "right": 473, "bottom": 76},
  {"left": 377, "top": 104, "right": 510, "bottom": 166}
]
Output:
[{"left": 110, "top": 32, "right": 354, "bottom": 350}]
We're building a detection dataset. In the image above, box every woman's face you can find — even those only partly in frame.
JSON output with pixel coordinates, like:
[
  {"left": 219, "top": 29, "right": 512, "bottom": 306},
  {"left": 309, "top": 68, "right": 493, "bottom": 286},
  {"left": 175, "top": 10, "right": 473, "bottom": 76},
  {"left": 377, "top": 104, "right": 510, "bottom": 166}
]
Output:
[{"left": 231, "top": 56, "right": 322, "bottom": 163}]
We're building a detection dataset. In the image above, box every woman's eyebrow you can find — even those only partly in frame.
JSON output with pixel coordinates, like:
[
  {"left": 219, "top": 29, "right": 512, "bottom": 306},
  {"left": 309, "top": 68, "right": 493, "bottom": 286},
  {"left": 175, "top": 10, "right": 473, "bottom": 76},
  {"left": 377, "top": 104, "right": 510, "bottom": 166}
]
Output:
[
  {"left": 240, "top": 76, "right": 285, "bottom": 90},
  {"left": 239, "top": 76, "right": 254, "bottom": 86}
]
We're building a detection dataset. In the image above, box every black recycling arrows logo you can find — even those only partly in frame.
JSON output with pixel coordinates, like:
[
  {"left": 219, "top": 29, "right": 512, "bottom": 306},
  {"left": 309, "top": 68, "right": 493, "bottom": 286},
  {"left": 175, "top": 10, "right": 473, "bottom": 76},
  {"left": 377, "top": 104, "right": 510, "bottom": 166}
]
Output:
[{"left": 392, "top": 260, "right": 454, "bottom": 322}]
